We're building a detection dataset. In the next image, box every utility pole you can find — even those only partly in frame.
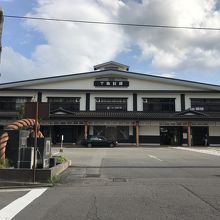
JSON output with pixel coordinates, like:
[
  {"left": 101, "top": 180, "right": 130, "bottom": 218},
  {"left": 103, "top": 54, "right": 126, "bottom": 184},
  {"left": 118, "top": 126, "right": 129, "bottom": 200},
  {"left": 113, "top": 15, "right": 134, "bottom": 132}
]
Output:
[{"left": 33, "top": 100, "right": 38, "bottom": 182}]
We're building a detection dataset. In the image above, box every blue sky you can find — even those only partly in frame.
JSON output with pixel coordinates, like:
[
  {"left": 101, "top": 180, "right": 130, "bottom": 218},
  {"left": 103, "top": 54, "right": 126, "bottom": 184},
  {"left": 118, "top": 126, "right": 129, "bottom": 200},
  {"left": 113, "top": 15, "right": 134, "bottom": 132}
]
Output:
[
  {"left": 1, "top": 0, "right": 45, "bottom": 57},
  {"left": 1, "top": 0, "right": 220, "bottom": 85}
]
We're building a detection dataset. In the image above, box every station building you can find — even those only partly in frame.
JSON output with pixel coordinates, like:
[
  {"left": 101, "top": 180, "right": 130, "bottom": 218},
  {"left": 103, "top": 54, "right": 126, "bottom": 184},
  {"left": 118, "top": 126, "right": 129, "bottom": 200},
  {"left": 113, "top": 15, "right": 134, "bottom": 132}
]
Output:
[{"left": 1, "top": 61, "right": 220, "bottom": 146}]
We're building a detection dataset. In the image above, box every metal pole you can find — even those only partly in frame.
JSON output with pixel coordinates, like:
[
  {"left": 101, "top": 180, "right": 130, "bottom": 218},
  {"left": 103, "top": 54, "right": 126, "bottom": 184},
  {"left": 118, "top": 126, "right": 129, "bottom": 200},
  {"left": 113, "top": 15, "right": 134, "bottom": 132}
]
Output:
[
  {"left": 84, "top": 121, "right": 88, "bottom": 139},
  {"left": 187, "top": 122, "right": 191, "bottom": 147},
  {"left": 33, "top": 101, "right": 38, "bottom": 182},
  {"left": 60, "top": 134, "right": 64, "bottom": 152},
  {"left": 136, "top": 121, "right": 139, "bottom": 147}
]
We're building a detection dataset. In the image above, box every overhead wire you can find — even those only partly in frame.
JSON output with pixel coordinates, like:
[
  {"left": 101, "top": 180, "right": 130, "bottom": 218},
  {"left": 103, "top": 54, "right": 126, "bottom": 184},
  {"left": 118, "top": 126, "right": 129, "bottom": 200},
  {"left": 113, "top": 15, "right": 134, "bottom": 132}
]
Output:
[{"left": 4, "top": 14, "right": 220, "bottom": 31}]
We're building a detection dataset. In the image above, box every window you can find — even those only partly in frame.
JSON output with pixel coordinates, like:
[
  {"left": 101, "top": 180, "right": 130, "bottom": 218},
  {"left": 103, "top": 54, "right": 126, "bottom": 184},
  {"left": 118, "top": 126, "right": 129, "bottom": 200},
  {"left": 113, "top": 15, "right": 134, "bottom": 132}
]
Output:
[
  {"left": 48, "top": 97, "right": 80, "bottom": 112},
  {"left": 143, "top": 98, "right": 175, "bottom": 112},
  {"left": 0, "top": 97, "right": 31, "bottom": 111},
  {"left": 191, "top": 99, "right": 220, "bottom": 112},
  {"left": 96, "top": 98, "right": 127, "bottom": 111}
]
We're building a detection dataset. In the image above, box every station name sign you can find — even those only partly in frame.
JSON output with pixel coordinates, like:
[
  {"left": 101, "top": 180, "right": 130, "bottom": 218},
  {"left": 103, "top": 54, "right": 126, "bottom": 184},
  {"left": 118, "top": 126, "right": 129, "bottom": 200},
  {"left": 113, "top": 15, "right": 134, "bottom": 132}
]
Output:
[{"left": 94, "top": 81, "right": 129, "bottom": 87}]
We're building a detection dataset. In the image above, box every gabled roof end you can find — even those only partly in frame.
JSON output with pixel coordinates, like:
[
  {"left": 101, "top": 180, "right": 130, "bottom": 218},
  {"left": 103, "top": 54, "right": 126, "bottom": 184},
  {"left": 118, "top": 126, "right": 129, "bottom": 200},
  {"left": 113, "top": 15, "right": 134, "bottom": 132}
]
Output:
[{"left": 94, "top": 61, "right": 129, "bottom": 71}]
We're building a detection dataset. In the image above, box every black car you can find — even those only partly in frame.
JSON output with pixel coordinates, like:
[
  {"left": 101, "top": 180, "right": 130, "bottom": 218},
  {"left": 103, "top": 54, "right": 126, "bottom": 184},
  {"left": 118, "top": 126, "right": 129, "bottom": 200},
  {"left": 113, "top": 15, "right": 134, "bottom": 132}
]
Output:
[{"left": 79, "top": 136, "right": 117, "bottom": 147}]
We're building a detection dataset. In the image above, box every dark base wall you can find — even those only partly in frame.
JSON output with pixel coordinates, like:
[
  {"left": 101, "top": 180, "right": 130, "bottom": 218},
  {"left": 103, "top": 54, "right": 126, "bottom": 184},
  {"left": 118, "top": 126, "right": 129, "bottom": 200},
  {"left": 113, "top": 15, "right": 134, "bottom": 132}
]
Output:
[
  {"left": 140, "top": 135, "right": 160, "bottom": 144},
  {"left": 0, "top": 161, "right": 70, "bottom": 183},
  {"left": 129, "top": 135, "right": 160, "bottom": 144},
  {"left": 208, "top": 136, "right": 220, "bottom": 145},
  {"left": 182, "top": 138, "right": 188, "bottom": 145},
  {"left": 129, "top": 135, "right": 136, "bottom": 144}
]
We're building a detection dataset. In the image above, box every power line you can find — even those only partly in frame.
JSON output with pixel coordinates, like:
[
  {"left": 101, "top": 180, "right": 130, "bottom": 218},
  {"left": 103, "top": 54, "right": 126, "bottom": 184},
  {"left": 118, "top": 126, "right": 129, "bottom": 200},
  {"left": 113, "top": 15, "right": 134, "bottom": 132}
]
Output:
[{"left": 4, "top": 14, "right": 220, "bottom": 31}]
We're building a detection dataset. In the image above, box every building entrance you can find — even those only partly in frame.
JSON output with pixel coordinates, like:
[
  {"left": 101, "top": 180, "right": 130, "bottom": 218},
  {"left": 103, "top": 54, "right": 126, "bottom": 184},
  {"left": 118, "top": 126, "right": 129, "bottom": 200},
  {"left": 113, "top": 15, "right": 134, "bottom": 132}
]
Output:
[
  {"left": 52, "top": 125, "right": 84, "bottom": 144},
  {"left": 93, "top": 126, "right": 129, "bottom": 143},
  {"left": 160, "top": 126, "right": 183, "bottom": 146},
  {"left": 191, "top": 127, "right": 208, "bottom": 146}
]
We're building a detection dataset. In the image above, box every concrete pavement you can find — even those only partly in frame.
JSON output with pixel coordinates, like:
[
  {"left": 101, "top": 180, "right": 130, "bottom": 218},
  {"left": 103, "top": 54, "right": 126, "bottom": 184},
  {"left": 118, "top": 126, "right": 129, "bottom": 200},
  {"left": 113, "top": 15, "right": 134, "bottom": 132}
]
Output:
[{"left": 1, "top": 146, "right": 220, "bottom": 219}]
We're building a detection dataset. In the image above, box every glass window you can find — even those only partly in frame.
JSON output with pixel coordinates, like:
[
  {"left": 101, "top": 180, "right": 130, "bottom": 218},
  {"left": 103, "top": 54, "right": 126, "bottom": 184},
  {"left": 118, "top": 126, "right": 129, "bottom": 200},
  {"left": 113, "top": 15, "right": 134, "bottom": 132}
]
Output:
[
  {"left": 48, "top": 97, "right": 80, "bottom": 112},
  {"left": 96, "top": 98, "right": 127, "bottom": 111},
  {"left": 0, "top": 97, "right": 31, "bottom": 111},
  {"left": 191, "top": 99, "right": 220, "bottom": 112},
  {"left": 143, "top": 98, "right": 175, "bottom": 112}
]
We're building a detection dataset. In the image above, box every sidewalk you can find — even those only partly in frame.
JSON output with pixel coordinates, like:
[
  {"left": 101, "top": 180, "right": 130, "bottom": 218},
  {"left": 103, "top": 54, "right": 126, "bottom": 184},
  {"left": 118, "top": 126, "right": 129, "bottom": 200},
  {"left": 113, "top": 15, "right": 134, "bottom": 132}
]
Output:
[{"left": 172, "top": 146, "right": 220, "bottom": 156}]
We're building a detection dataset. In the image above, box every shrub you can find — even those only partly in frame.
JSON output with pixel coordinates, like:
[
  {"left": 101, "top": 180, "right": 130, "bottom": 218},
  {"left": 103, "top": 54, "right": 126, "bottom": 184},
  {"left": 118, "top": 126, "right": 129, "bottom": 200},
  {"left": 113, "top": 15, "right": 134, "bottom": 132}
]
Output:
[
  {"left": 0, "top": 159, "right": 10, "bottom": 169},
  {"left": 48, "top": 175, "right": 59, "bottom": 186},
  {"left": 56, "top": 155, "right": 67, "bottom": 164}
]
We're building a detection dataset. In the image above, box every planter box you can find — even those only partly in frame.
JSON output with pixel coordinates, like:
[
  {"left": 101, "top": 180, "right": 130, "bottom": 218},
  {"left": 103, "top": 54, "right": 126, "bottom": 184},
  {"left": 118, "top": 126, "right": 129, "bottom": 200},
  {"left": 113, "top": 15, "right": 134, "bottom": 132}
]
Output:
[{"left": 0, "top": 160, "right": 71, "bottom": 183}]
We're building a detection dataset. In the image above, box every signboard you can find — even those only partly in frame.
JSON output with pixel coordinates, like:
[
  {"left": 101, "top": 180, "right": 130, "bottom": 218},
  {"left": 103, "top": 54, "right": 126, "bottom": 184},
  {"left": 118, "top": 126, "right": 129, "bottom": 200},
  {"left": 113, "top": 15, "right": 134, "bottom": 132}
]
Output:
[
  {"left": 94, "top": 81, "right": 129, "bottom": 87},
  {"left": 25, "top": 102, "right": 49, "bottom": 119}
]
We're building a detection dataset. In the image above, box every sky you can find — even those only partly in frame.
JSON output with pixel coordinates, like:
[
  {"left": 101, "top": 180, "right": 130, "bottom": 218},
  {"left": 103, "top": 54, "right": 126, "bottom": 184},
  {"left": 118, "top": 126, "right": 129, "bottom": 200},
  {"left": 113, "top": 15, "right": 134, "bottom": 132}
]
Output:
[{"left": 0, "top": 0, "right": 220, "bottom": 85}]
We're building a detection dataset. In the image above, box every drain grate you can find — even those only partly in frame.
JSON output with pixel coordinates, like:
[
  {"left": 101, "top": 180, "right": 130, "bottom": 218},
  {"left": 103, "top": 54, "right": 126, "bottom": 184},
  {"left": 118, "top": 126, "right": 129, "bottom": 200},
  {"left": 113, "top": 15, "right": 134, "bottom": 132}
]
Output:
[
  {"left": 85, "top": 174, "right": 100, "bottom": 178},
  {"left": 113, "top": 178, "right": 127, "bottom": 182}
]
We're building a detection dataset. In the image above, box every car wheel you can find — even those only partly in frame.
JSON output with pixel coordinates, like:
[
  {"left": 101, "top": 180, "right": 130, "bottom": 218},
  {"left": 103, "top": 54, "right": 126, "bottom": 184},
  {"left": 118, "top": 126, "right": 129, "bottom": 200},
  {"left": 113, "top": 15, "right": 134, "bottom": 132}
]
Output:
[
  {"left": 87, "top": 143, "right": 92, "bottom": 148},
  {"left": 109, "top": 143, "right": 114, "bottom": 148}
]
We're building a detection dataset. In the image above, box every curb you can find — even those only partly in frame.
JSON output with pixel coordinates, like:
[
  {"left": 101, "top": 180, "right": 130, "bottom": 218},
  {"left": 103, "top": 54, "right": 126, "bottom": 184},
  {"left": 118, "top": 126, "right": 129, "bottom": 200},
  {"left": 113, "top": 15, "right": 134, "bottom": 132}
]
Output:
[{"left": 0, "top": 182, "right": 53, "bottom": 189}]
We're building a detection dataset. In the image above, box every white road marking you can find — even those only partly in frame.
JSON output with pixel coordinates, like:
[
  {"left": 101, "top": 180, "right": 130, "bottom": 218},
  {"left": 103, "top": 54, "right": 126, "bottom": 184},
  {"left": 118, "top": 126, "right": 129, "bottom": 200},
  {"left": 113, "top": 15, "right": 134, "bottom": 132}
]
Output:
[
  {"left": 0, "top": 188, "right": 47, "bottom": 220},
  {"left": 148, "top": 154, "right": 163, "bottom": 161},
  {"left": 172, "top": 147, "right": 220, "bottom": 156}
]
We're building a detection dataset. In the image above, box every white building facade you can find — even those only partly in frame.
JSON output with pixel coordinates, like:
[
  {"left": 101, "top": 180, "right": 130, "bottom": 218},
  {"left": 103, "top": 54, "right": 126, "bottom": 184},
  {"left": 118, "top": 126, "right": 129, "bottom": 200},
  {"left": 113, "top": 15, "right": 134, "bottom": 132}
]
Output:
[{"left": 1, "top": 61, "right": 220, "bottom": 146}]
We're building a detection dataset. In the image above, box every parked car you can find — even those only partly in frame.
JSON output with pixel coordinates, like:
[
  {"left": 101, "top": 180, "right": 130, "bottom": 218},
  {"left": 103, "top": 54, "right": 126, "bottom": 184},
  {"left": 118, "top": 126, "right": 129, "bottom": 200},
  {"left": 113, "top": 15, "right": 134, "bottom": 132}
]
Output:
[{"left": 78, "top": 135, "right": 117, "bottom": 147}]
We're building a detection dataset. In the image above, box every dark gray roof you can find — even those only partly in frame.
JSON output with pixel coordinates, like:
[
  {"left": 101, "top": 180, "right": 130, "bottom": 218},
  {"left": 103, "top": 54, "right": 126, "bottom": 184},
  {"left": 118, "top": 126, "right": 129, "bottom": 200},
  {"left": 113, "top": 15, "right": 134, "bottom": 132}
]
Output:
[
  {"left": 1, "top": 63, "right": 220, "bottom": 91},
  {"left": 49, "top": 110, "right": 220, "bottom": 120}
]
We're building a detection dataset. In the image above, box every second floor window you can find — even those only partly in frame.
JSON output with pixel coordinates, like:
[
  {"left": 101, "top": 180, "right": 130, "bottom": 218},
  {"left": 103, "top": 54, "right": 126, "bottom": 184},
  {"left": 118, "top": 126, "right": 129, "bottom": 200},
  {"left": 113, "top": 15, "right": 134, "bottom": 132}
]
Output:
[
  {"left": 143, "top": 98, "right": 175, "bottom": 112},
  {"left": 96, "top": 98, "right": 127, "bottom": 111},
  {"left": 191, "top": 99, "right": 220, "bottom": 112},
  {"left": 48, "top": 97, "right": 80, "bottom": 112},
  {"left": 0, "top": 97, "right": 31, "bottom": 111}
]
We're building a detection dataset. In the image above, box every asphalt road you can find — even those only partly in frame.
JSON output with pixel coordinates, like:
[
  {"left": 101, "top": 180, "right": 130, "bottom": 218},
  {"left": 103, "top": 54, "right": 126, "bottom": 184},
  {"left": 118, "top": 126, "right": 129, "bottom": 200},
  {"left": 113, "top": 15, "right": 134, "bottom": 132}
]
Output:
[{"left": 1, "top": 147, "right": 220, "bottom": 220}]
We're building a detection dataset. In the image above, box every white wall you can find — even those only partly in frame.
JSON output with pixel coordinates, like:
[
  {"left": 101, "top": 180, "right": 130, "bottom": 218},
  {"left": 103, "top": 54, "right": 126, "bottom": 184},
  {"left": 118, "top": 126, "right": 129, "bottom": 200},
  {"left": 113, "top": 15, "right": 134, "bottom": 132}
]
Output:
[
  {"left": 20, "top": 75, "right": 204, "bottom": 91},
  {"left": 209, "top": 126, "right": 220, "bottom": 136},
  {"left": 0, "top": 91, "right": 36, "bottom": 98},
  {"left": 139, "top": 126, "right": 160, "bottom": 136}
]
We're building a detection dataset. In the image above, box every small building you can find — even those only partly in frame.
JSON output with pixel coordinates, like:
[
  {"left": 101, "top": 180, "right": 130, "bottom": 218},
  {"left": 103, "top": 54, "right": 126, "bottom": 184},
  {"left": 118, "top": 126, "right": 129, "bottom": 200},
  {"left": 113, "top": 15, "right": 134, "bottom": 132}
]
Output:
[{"left": 0, "top": 61, "right": 220, "bottom": 146}]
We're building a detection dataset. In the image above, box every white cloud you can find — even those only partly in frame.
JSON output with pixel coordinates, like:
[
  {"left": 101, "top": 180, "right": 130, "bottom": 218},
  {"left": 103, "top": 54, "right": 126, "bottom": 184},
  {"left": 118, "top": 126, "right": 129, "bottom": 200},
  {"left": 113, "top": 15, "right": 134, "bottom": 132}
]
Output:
[
  {"left": 27, "top": 0, "right": 127, "bottom": 75},
  {"left": 118, "top": 0, "right": 220, "bottom": 75},
  {"left": 1, "top": 0, "right": 127, "bottom": 82},
  {"left": 1, "top": 0, "right": 220, "bottom": 83},
  {"left": 158, "top": 72, "right": 176, "bottom": 78},
  {"left": 1, "top": 47, "right": 35, "bottom": 82}
]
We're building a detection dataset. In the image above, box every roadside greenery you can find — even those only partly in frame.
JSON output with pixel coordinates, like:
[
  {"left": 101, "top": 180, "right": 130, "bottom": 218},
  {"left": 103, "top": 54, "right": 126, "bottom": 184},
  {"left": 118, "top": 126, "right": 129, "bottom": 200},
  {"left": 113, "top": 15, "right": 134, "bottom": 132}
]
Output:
[
  {"left": 56, "top": 155, "right": 67, "bottom": 164},
  {"left": 48, "top": 175, "right": 59, "bottom": 186},
  {"left": 0, "top": 159, "right": 10, "bottom": 169}
]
